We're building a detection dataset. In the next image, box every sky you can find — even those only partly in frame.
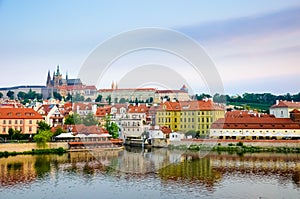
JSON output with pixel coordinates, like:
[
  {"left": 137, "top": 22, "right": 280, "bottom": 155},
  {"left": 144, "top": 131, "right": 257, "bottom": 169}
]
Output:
[{"left": 0, "top": 0, "right": 299, "bottom": 95}]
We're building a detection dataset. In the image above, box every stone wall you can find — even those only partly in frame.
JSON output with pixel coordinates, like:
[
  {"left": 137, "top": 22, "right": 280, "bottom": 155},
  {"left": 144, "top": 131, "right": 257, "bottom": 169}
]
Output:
[{"left": 0, "top": 142, "right": 68, "bottom": 152}]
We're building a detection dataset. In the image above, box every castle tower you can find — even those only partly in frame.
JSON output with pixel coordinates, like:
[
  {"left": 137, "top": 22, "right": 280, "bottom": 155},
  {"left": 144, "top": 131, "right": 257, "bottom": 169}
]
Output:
[
  {"left": 111, "top": 81, "right": 115, "bottom": 89},
  {"left": 46, "top": 70, "right": 52, "bottom": 87}
]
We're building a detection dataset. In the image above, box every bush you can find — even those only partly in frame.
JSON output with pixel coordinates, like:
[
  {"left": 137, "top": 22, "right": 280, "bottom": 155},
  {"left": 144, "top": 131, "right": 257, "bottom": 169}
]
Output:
[{"left": 236, "top": 142, "right": 244, "bottom": 147}]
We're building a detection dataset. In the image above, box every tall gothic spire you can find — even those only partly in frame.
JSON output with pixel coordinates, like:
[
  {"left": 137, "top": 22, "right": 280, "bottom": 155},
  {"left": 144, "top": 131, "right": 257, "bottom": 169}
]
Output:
[{"left": 46, "top": 70, "right": 51, "bottom": 87}]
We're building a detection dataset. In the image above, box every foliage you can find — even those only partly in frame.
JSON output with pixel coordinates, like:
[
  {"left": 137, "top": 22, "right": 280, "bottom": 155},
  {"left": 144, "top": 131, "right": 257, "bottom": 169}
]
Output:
[
  {"left": 0, "top": 92, "right": 3, "bottom": 98},
  {"left": 37, "top": 121, "right": 51, "bottom": 132},
  {"left": 17, "top": 89, "right": 42, "bottom": 102},
  {"left": 64, "top": 113, "right": 82, "bottom": 125},
  {"left": 8, "top": 128, "right": 28, "bottom": 140},
  {"left": 195, "top": 93, "right": 212, "bottom": 100},
  {"left": 33, "top": 130, "right": 53, "bottom": 148},
  {"left": 53, "top": 92, "right": 62, "bottom": 101},
  {"left": 106, "top": 95, "right": 112, "bottom": 105},
  {"left": 73, "top": 93, "right": 84, "bottom": 102},
  {"left": 85, "top": 97, "right": 92, "bottom": 102},
  {"left": 66, "top": 93, "right": 72, "bottom": 102},
  {"left": 119, "top": 98, "right": 126, "bottom": 103},
  {"left": 53, "top": 127, "right": 66, "bottom": 137},
  {"left": 104, "top": 114, "right": 119, "bottom": 138},
  {"left": 185, "top": 130, "right": 197, "bottom": 138},
  {"left": 7, "top": 90, "right": 14, "bottom": 99},
  {"left": 95, "top": 94, "right": 102, "bottom": 102},
  {"left": 82, "top": 112, "right": 98, "bottom": 126}
]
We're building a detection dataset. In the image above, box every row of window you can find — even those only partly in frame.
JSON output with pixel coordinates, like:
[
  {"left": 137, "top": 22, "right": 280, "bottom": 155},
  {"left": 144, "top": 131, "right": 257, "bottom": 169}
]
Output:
[
  {"left": 157, "top": 117, "right": 212, "bottom": 123},
  {"left": 2, "top": 126, "right": 33, "bottom": 133},
  {"left": 157, "top": 111, "right": 218, "bottom": 116},
  {"left": 2, "top": 120, "right": 25, "bottom": 125}
]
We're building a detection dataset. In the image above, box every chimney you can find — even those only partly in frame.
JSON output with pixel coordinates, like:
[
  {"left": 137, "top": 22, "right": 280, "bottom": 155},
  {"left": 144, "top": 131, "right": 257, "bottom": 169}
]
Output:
[{"left": 276, "top": 100, "right": 279, "bottom": 105}]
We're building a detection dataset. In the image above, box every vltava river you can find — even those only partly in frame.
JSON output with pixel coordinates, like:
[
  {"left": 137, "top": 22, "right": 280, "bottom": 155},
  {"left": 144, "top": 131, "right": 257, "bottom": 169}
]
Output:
[{"left": 0, "top": 147, "right": 299, "bottom": 199}]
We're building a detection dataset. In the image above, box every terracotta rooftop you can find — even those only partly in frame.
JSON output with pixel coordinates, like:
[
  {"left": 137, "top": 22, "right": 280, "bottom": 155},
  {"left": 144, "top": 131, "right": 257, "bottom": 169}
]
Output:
[
  {"left": 95, "top": 106, "right": 111, "bottom": 117},
  {"left": 271, "top": 100, "right": 300, "bottom": 108},
  {"left": 128, "top": 104, "right": 149, "bottom": 113},
  {"left": 211, "top": 116, "right": 300, "bottom": 129},
  {"left": 156, "top": 100, "right": 224, "bottom": 111},
  {"left": 0, "top": 107, "right": 43, "bottom": 119}
]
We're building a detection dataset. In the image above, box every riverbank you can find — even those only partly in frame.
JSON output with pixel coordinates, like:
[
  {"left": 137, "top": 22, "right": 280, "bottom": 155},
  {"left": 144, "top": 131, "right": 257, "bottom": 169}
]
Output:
[
  {"left": 169, "top": 139, "right": 300, "bottom": 153},
  {"left": 0, "top": 142, "right": 68, "bottom": 152},
  {"left": 0, "top": 147, "right": 67, "bottom": 158}
]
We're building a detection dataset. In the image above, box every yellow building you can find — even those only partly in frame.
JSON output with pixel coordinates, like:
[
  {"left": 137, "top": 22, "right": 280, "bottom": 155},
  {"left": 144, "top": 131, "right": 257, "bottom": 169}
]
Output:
[
  {"left": 0, "top": 108, "right": 43, "bottom": 135},
  {"left": 155, "top": 100, "right": 225, "bottom": 134}
]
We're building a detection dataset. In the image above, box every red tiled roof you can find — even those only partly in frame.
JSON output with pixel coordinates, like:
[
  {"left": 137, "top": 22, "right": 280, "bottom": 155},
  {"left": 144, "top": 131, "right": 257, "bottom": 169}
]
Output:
[
  {"left": 156, "top": 100, "right": 224, "bottom": 111},
  {"left": 73, "top": 102, "right": 92, "bottom": 110},
  {"left": 128, "top": 104, "right": 149, "bottom": 113},
  {"left": 95, "top": 106, "right": 111, "bottom": 117},
  {"left": 290, "top": 109, "right": 300, "bottom": 113},
  {"left": 211, "top": 116, "right": 300, "bottom": 129},
  {"left": 155, "top": 90, "right": 187, "bottom": 93},
  {"left": 271, "top": 100, "right": 300, "bottom": 108},
  {"left": 57, "top": 85, "right": 97, "bottom": 91},
  {"left": 160, "top": 126, "right": 172, "bottom": 134},
  {"left": 98, "top": 88, "right": 156, "bottom": 92},
  {"left": 0, "top": 108, "right": 43, "bottom": 119}
]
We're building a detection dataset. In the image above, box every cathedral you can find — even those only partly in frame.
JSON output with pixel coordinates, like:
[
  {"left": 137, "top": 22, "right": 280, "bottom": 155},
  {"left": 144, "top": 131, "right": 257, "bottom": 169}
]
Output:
[{"left": 46, "top": 65, "right": 82, "bottom": 88}]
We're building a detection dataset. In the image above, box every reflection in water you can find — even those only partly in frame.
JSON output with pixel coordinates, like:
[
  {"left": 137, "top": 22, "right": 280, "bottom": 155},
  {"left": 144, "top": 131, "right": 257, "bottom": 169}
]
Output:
[
  {"left": 0, "top": 148, "right": 299, "bottom": 198},
  {"left": 34, "top": 155, "right": 51, "bottom": 178}
]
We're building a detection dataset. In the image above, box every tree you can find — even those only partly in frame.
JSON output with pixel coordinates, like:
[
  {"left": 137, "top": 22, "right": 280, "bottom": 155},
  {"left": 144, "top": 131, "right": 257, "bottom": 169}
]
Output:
[
  {"left": 95, "top": 94, "right": 102, "bottom": 102},
  {"left": 104, "top": 115, "right": 119, "bottom": 138},
  {"left": 85, "top": 97, "right": 92, "bottom": 102},
  {"left": 33, "top": 130, "right": 53, "bottom": 148},
  {"left": 106, "top": 95, "right": 112, "bottom": 105},
  {"left": 66, "top": 93, "right": 72, "bottom": 102},
  {"left": 119, "top": 98, "right": 126, "bottom": 103},
  {"left": 53, "top": 92, "right": 62, "bottom": 101},
  {"left": 17, "top": 91, "right": 27, "bottom": 100},
  {"left": 64, "top": 113, "right": 82, "bottom": 125},
  {"left": 53, "top": 127, "right": 66, "bottom": 137},
  {"left": 82, "top": 112, "right": 98, "bottom": 126},
  {"left": 37, "top": 121, "right": 51, "bottom": 132},
  {"left": 0, "top": 92, "right": 3, "bottom": 98},
  {"left": 7, "top": 90, "right": 14, "bottom": 100},
  {"left": 73, "top": 93, "right": 84, "bottom": 102}
]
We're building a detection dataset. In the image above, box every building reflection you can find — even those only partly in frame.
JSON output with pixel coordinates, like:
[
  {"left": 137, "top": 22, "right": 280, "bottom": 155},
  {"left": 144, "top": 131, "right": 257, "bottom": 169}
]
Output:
[
  {"left": 0, "top": 155, "right": 37, "bottom": 187},
  {"left": 0, "top": 150, "right": 299, "bottom": 188}
]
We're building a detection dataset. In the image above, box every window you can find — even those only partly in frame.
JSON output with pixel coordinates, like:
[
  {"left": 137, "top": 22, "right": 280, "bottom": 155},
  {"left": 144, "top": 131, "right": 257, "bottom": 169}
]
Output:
[
  {"left": 207, "top": 118, "right": 209, "bottom": 123},
  {"left": 9, "top": 120, "right": 11, "bottom": 124},
  {"left": 202, "top": 118, "right": 204, "bottom": 122},
  {"left": 175, "top": 125, "right": 177, "bottom": 128},
  {"left": 3, "top": 120, "right": 6, "bottom": 124},
  {"left": 192, "top": 118, "right": 194, "bottom": 122},
  {"left": 174, "top": 118, "right": 177, "bottom": 122},
  {"left": 15, "top": 120, "right": 18, "bottom": 124},
  {"left": 188, "top": 118, "right": 190, "bottom": 122},
  {"left": 29, "top": 120, "right": 32, "bottom": 124},
  {"left": 3, "top": 127, "right": 6, "bottom": 132},
  {"left": 198, "top": 118, "right": 200, "bottom": 122},
  {"left": 29, "top": 127, "right": 32, "bottom": 132}
]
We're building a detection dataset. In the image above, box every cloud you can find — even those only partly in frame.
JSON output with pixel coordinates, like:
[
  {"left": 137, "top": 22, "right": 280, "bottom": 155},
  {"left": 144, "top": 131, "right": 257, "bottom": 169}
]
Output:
[{"left": 178, "top": 6, "right": 300, "bottom": 42}]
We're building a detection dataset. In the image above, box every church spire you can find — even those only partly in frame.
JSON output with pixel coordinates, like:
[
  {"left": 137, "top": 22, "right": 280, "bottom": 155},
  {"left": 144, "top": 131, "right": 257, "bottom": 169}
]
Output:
[
  {"left": 56, "top": 65, "right": 60, "bottom": 76},
  {"left": 46, "top": 70, "right": 51, "bottom": 87}
]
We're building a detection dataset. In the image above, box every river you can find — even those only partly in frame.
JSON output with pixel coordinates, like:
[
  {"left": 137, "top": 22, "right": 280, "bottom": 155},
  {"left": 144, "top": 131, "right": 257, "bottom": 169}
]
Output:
[{"left": 0, "top": 147, "right": 299, "bottom": 199}]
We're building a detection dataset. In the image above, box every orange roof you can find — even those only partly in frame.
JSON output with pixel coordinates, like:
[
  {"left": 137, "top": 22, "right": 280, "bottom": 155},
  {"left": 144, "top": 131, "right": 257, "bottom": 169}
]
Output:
[
  {"left": 65, "top": 124, "right": 108, "bottom": 134},
  {"left": 0, "top": 107, "right": 43, "bottom": 119},
  {"left": 128, "top": 104, "right": 149, "bottom": 113},
  {"left": 98, "top": 88, "right": 156, "bottom": 92},
  {"left": 57, "top": 85, "right": 97, "bottom": 91},
  {"left": 73, "top": 102, "right": 92, "bottom": 111},
  {"left": 95, "top": 106, "right": 111, "bottom": 117},
  {"left": 155, "top": 90, "right": 187, "bottom": 94},
  {"left": 156, "top": 100, "right": 224, "bottom": 111},
  {"left": 211, "top": 116, "right": 300, "bottom": 129},
  {"left": 271, "top": 100, "right": 300, "bottom": 108}
]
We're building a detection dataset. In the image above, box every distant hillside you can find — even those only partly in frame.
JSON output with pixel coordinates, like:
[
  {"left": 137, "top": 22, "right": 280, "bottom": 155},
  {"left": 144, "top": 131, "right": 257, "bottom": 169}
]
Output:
[{"left": 195, "top": 92, "right": 300, "bottom": 113}]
